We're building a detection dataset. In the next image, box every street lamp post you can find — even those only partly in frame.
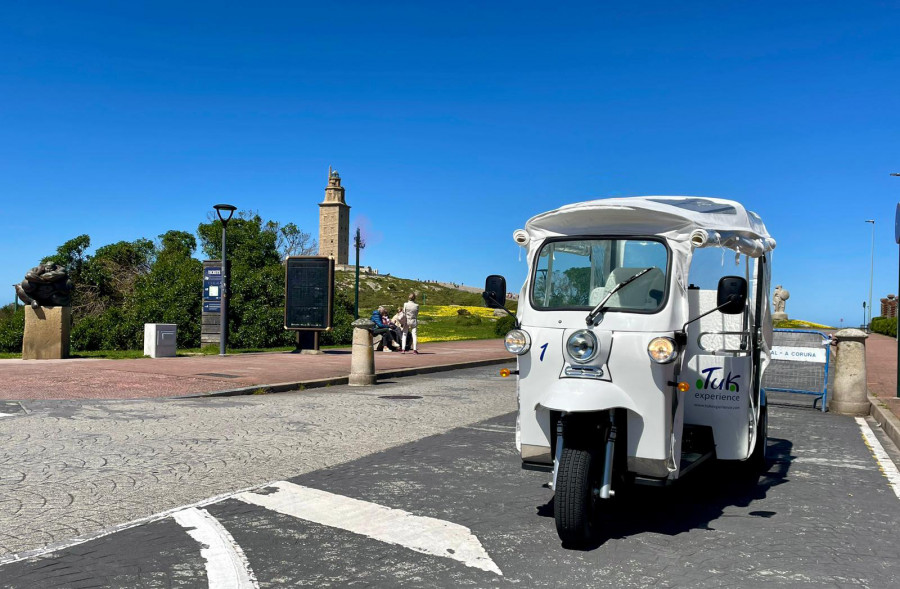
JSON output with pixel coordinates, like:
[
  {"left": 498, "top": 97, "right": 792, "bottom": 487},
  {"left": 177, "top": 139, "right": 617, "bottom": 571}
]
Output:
[
  {"left": 865, "top": 219, "right": 875, "bottom": 331},
  {"left": 353, "top": 227, "right": 365, "bottom": 319},
  {"left": 214, "top": 204, "right": 237, "bottom": 356}
]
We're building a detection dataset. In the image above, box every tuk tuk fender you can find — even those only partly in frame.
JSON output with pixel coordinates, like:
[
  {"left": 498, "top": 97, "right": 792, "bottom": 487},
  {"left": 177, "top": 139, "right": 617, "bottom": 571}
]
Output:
[{"left": 536, "top": 380, "right": 641, "bottom": 414}]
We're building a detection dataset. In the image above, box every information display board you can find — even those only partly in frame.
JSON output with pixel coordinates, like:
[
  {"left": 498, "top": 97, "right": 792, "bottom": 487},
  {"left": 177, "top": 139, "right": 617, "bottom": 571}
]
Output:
[
  {"left": 203, "top": 265, "right": 222, "bottom": 314},
  {"left": 284, "top": 256, "right": 334, "bottom": 331},
  {"left": 201, "top": 260, "right": 230, "bottom": 346}
]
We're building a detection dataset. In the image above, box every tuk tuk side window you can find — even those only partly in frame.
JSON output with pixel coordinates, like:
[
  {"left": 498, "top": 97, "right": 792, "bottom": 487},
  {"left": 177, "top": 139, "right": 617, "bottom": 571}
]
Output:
[{"left": 531, "top": 238, "right": 669, "bottom": 311}]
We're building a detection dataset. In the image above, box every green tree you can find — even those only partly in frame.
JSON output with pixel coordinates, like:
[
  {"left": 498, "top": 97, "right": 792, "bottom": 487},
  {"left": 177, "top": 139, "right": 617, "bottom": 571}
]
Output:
[
  {"left": 42, "top": 234, "right": 91, "bottom": 280},
  {"left": 267, "top": 220, "right": 317, "bottom": 259},
  {"left": 131, "top": 230, "right": 203, "bottom": 348},
  {"left": 78, "top": 238, "right": 156, "bottom": 315},
  {"left": 198, "top": 212, "right": 292, "bottom": 348}
]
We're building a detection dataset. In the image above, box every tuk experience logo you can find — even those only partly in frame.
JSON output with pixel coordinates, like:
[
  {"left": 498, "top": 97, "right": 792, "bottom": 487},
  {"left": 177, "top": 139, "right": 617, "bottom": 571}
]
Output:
[{"left": 694, "top": 366, "right": 741, "bottom": 402}]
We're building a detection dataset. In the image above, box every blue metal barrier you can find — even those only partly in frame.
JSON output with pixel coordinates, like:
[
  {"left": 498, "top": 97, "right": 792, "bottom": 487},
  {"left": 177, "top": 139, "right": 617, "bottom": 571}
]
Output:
[{"left": 762, "top": 329, "right": 831, "bottom": 412}]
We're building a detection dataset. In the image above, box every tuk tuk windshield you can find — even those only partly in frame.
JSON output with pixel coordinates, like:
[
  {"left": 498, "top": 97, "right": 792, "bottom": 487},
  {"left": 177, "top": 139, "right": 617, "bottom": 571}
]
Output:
[{"left": 531, "top": 238, "right": 669, "bottom": 312}]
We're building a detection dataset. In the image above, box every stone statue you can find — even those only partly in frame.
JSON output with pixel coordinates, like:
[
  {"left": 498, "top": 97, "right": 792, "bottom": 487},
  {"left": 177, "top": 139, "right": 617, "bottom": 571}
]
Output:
[
  {"left": 773, "top": 285, "right": 789, "bottom": 314},
  {"left": 14, "top": 263, "right": 74, "bottom": 308}
]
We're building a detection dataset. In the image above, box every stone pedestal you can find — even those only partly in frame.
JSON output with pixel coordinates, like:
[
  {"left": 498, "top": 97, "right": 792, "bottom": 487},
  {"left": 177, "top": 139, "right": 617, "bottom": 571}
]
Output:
[
  {"left": 349, "top": 319, "right": 376, "bottom": 386},
  {"left": 772, "top": 312, "right": 788, "bottom": 322},
  {"left": 22, "top": 306, "right": 71, "bottom": 360},
  {"left": 829, "top": 328, "right": 869, "bottom": 415}
]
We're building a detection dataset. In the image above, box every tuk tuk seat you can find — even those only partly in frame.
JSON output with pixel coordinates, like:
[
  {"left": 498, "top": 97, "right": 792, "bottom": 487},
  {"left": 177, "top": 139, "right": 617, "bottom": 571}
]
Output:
[{"left": 589, "top": 267, "right": 665, "bottom": 310}]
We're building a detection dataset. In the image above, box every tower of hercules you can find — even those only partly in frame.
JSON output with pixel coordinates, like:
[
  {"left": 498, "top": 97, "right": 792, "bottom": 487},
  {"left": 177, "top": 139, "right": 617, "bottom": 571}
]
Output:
[{"left": 318, "top": 167, "right": 350, "bottom": 264}]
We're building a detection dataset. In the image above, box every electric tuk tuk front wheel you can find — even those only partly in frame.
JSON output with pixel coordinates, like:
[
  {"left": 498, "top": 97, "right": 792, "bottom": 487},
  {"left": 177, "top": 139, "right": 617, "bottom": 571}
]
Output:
[{"left": 554, "top": 446, "right": 601, "bottom": 546}]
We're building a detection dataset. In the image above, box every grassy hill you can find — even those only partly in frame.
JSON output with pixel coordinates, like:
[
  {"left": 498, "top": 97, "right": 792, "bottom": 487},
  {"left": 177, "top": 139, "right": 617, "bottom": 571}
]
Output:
[
  {"left": 333, "top": 271, "right": 518, "bottom": 344},
  {"left": 335, "top": 270, "right": 512, "bottom": 312}
]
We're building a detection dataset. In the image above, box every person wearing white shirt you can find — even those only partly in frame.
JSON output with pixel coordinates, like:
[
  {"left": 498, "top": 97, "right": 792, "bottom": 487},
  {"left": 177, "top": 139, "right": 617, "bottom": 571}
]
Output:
[{"left": 402, "top": 293, "right": 419, "bottom": 354}]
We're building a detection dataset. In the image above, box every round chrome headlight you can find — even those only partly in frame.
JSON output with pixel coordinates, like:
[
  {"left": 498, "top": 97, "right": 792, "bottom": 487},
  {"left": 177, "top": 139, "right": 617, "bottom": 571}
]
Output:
[
  {"left": 504, "top": 329, "right": 531, "bottom": 355},
  {"left": 566, "top": 330, "right": 598, "bottom": 363},
  {"left": 647, "top": 337, "right": 678, "bottom": 363}
]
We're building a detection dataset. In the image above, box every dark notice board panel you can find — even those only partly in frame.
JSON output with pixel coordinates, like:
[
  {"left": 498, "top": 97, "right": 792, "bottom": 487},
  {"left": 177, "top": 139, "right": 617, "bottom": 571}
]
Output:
[{"left": 284, "top": 256, "right": 334, "bottom": 331}]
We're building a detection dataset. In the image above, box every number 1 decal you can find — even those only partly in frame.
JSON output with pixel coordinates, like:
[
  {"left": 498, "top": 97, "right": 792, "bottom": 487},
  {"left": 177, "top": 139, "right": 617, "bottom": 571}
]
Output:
[{"left": 539, "top": 343, "right": 548, "bottom": 361}]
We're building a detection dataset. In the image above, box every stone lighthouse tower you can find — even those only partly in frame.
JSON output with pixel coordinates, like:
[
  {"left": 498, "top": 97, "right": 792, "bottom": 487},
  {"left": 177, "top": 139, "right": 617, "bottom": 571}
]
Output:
[{"left": 318, "top": 167, "right": 350, "bottom": 264}]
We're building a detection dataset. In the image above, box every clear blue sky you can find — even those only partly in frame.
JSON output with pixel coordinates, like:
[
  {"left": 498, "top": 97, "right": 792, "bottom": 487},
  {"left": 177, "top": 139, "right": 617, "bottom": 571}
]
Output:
[{"left": 1, "top": 1, "right": 898, "bottom": 327}]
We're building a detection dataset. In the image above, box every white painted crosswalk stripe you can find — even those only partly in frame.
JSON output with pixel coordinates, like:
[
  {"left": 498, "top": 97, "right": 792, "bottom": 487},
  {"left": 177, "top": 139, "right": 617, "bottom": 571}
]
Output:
[
  {"left": 172, "top": 507, "right": 259, "bottom": 589},
  {"left": 236, "top": 480, "right": 502, "bottom": 575}
]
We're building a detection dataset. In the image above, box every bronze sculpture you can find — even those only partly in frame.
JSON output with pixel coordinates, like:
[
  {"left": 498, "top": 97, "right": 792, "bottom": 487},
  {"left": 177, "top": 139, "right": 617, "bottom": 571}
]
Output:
[{"left": 14, "top": 264, "right": 74, "bottom": 308}]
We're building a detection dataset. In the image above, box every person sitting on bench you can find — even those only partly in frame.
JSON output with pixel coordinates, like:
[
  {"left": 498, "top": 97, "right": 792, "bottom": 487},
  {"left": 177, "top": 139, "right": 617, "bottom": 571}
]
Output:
[{"left": 371, "top": 306, "right": 400, "bottom": 351}]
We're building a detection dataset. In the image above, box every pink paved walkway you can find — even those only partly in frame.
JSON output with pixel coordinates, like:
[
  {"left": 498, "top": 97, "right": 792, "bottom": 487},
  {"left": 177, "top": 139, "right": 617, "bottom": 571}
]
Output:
[
  {"left": 867, "top": 332, "right": 899, "bottom": 417},
  {"left": 0, "top": 340, "right": 511, "bottom": 401}
]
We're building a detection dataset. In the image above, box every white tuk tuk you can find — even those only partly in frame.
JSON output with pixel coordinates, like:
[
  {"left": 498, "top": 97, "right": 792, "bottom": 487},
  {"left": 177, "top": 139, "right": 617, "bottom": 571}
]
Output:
[{"left": 483, "top": 196, "right": 775, "bottom": 546}]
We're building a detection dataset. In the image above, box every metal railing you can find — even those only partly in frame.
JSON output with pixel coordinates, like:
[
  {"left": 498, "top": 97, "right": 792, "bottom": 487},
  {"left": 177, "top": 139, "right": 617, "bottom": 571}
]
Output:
[{"left": 761, "top": 329, "right": 831, "bottom": 412}]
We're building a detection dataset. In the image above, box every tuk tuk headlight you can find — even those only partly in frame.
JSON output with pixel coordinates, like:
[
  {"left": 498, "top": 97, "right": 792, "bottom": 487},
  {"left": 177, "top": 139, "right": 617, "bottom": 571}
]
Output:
[
  {"left": 647, "top": 337, "right": 678, "bottom": 364},
  {"left": 504, "top": 329, "right": 531, "bottom": 355},
  {"left": 566, "top": 330, "right": 598, "bottom": 363}
]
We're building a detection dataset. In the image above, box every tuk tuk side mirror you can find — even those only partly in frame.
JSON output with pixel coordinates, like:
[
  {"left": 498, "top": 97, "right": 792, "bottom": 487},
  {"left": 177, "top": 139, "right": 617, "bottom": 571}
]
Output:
[
  {"left": 679, "top": 275, "right": 749, "bottom": 339},
  {"left": 483, "top": 275, "right": 507, "bottom": 309},
  {"left": 717, "top": 276, "right": 748, "bottom": 314}
]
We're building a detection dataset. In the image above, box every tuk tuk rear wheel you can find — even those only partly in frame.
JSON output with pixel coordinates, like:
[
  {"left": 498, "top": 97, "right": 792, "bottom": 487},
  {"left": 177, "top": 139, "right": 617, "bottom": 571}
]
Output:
[{"left": 554, "top": 446, "right": 600, "bottom": 546}]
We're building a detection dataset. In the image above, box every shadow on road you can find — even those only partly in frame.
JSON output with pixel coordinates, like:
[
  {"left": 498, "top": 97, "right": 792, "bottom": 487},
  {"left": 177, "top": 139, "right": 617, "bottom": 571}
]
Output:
[{"left": 536, "top": 436, "right": 793, "bottom": 550}]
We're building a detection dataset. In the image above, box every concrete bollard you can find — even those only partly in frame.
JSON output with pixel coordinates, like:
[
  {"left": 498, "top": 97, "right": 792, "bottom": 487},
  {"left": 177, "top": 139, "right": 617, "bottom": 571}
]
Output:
[
  {"left": 829, "top": 328, "right": 869, "bottom": 415},
  {"left": 349, "top": 318, "right": 377, "bottom": 386}
]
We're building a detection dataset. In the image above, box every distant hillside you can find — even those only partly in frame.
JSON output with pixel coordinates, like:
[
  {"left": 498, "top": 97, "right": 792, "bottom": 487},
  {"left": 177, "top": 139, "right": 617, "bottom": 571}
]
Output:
[{"left": 335, "top": 271, "right": 513, "bottom": 312}]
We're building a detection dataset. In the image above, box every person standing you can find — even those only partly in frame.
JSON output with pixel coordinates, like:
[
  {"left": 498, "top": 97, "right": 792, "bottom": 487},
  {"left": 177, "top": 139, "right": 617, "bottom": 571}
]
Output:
[
  {"left": 391, "top": 306, "right": 408, "bottom": 350},
  {"left": 402, "top": 293, "right": 419, "bottom": 354}
]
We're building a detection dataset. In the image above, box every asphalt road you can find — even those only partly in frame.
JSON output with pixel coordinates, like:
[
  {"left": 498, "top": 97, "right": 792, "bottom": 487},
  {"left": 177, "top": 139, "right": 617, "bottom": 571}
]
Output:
[{"left": 2, "top": 369, "right": 900, "bottom": 588}]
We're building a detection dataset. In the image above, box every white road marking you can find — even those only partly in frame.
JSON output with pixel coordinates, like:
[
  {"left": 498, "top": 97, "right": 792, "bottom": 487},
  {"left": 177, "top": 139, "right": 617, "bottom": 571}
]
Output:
[
  {"left": 172, "top": 507, "right": 259, "bottom": 589},
  {"left": 0, "top": 481, "right": 279, "bottom": 566},
  {"left": 789, "top": 457, "right": 872, "bottom": 470},
  {"left": 464, "top": 425, "right": 514, "bottom": 434},
  {"left": 0, "top": 413, "right": 16, "bottom": 418},
  {"left": 236, "top": 481, "right": 502, "bottom": 575},
  {"left": 855, "top": 417, "right": 900, "bottom": 500}
]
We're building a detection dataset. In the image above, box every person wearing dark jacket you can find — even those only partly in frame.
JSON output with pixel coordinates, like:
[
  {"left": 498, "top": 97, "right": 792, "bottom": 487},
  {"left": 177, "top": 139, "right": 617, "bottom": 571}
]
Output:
[{"left": 371, "top": 305, "right": 400, "bottom": 351}]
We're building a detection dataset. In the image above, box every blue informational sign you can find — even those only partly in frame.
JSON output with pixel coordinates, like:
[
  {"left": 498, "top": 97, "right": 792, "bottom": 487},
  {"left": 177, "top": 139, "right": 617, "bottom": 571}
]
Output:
[{"left": 204, "top": 266, "right": 222, "bottom": 301}]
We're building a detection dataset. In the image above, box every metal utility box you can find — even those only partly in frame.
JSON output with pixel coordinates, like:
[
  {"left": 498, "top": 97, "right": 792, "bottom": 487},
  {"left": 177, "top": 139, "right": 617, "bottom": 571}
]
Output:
[{"left": 144, "top": 323, "right": 177, "bottom": 358}]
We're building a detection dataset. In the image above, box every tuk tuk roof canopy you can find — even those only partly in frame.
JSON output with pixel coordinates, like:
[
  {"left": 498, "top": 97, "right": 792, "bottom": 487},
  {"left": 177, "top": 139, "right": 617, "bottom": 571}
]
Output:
[{"left": 522, "top": 196, "right": 776, "bottom": 257}]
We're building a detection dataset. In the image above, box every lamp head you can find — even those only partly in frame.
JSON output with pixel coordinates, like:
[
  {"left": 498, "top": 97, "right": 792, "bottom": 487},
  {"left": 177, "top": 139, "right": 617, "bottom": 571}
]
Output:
[{"left": 214, "top": 204, "right": 237, "bottom": 225}]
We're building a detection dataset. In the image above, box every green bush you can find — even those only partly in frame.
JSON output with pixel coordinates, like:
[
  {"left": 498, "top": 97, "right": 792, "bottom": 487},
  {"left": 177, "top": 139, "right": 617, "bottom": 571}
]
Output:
[
  {"left": 871, "top": 316, "right": 898, "bottom": 338},
  {"left": 320, "top": 291, "right": 355, "bottom": 346},
  {"left": 0, "top": 305, "right": 24, "bottom": 353},
  {"left": 494, "top": 314, "right": 516, "bottom": 336},
  {"left": 455, "top": 314, "right": 483, "bottom": 327}
]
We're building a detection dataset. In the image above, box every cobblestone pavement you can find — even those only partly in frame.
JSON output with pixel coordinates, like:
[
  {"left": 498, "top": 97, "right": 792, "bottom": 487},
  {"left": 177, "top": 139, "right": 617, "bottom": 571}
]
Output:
[{"left": 0, "top": 366, "right": 517, "bottom": 559}]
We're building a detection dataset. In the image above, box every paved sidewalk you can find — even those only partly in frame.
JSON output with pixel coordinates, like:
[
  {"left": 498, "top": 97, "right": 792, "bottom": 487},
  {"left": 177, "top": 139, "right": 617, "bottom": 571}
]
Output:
[
  {"left": 867, "top": 332, "right": 898, "bottom": 404},
  {"left": 0, "top": 340, "right": 513, "bottom": 401}
]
